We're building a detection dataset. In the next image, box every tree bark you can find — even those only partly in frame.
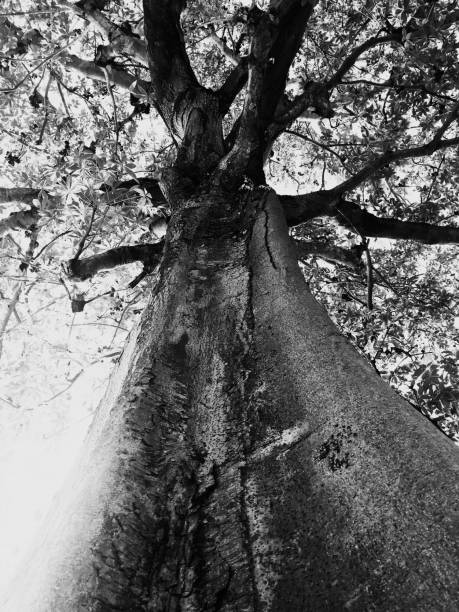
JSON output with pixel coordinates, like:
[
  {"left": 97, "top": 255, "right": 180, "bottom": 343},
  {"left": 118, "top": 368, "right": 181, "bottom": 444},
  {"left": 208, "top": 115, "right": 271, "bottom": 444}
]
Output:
[{"left": 3, "top": 188, "right": 458, "bottom": 611}]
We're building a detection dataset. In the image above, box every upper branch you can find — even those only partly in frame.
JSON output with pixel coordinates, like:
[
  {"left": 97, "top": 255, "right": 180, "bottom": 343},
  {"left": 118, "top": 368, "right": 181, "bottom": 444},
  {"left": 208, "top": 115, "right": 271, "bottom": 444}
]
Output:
[
  {"left": 275, "top": 5, "right": 459, "bottom": 127},
  {"left": 331, "top": 137, "right": 459, "bottom": 198},
  {"left": 219, "top": 56, "right": 249, "bottom": 114},
  {"left": 327, "top": 3, "right": 459, "bottom": 90},
  {"left": 258, "top": 0, "right": 316, "bottom": 125},
  {"left": 143, "top": 1, "right": 225, "bottom": 174},
  {"left": 143, "top": 0, "right": 199, "bottom": 130},
  {"left": 330, "top": 103, "right": 459, "bottom": 197},
  {"left": 218, "top": 1, "right": 317, "bottom": 181},
  {"left": 206, "top": 27, "right": 240, "bottom": 67},
  {"left": 326, "top": 34, "right": 394, "bottom": 89}
]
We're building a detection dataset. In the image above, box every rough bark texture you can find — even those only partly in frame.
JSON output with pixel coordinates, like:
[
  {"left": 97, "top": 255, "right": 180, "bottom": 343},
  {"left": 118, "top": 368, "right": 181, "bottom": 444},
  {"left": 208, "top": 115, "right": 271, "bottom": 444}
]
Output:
[{"left": 4, "top": 189, "right": 458, "bottom": 611}]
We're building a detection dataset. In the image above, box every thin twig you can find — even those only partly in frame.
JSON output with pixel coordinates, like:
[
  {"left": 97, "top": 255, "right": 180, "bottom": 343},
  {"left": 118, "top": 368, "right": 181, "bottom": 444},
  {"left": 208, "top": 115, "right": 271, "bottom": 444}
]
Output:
[
  {"left": 335, "top": 204, "right": 374, "bottom": 309},
  {"left": 56, "top": 80, "right": 71, "bottom": 117},
  {"left": 36, "top": 72, "right": 53, "bottom": 145},
  {"left": 73, "top": 205, "right": 97, "bottom": 261},
  {"left": 33, "top": 230, "right": 72, "bottom": 260},
  {"left": 102, "top": 66, "right": 120, "bottom": 158},
  {"left": 0, "top": 44, "right": 74, "bottom": 93}
]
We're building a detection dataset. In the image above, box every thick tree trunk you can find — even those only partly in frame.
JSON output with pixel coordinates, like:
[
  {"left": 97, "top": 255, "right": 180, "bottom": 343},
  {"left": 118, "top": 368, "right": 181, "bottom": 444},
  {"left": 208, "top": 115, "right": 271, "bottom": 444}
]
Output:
[{"left": 4, "top": 188, "right": 458, "bottom": 611}]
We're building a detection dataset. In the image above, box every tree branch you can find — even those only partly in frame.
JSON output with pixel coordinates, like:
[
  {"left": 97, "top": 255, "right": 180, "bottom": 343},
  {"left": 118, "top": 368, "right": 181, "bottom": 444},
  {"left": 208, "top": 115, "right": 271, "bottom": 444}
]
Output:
[
  {"left": 143, "top": 1, "right": 224, "bottom": 173},
  {"left": 285, "top": 128, "right": 349, "bottom": 167},
  {"left": 331, "top": 135, "right": 459, "bottom": 198},
  {"left": 206, "top": 27, "right": 240, "bottom": 66},
  {"left": 329, "top": 100, "right": 459, "bottom": 197},
  {"left": 218, "top": 1, "right": 317, "bottom": 181},
  {"left": 63, "top": 53, "right": 149, "bottom": 97},
  {"left": 218, "top": 56, "right": 248, "bottom": 114},
  {"left": 143, "top": 0, "right": 199, "bottom": 127},
  {"left": 63, "top": 242, "right": 164, "bottom": 281},
  {"left": 279, "top": 191, "right": 334, "bottom": 226},
  {"left": 339, "top": 79, "right": 456, "bottom": 103},
  {"left": 218, "top": 2, "right": 316, "bottom": 117},
  {"left": 61, "top": 0, "right": 147, "bottom": 64},
  {"left": 0, "top": 207, "right": 39, "bottom": 236},
  {"left": 258, "top": 0, "right": 316, "bottom": 126},
  {"left": 275, "top": 4, "right": 459, "bottom": 127},
  {"left": 280, "top": 191, "right": 459, "bottom": 245},
  {"left": 335, "top": 200, "right": 459, "bottom": 245},
  {"left": 0, "top": 187, "right": 41, "bottom": 206},
  {"left": 326, "top": 34, "right": 394, "bottom": 89},
  {"left": 327, "top": 2, "right": 459, "bottom": 89}
]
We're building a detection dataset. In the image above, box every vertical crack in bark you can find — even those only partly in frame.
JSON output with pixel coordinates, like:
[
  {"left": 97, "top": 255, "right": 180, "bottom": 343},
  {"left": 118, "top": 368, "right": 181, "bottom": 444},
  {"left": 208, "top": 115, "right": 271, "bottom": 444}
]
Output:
[{"left": 262, "top": 192, "right": 278, "bottom": 270}]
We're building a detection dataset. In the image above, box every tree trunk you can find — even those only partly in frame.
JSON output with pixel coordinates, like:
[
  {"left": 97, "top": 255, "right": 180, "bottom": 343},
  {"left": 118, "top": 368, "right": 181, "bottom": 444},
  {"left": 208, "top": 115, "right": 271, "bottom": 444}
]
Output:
[{"left": 4, "top": 187, "right": 458, "bottom": 612}]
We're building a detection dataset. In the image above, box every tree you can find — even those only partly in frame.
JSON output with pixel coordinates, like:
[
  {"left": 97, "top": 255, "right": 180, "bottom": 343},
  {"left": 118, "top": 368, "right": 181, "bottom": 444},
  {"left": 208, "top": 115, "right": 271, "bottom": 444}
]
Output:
[{"left": 1, "top": 0, "right": 458, "bottom": 610}]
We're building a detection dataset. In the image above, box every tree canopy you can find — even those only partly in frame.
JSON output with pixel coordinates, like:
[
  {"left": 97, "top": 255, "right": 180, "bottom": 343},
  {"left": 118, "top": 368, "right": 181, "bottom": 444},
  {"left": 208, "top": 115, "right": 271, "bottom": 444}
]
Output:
[{"left": 0, "top": 0, "right": 458, "bottom": 447}]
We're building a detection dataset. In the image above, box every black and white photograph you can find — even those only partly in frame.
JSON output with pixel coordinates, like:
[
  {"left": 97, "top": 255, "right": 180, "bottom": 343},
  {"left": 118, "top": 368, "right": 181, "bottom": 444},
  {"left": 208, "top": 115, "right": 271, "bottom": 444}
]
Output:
[{"left": 0, "top": 1, "right": 458, "bottom": 610}]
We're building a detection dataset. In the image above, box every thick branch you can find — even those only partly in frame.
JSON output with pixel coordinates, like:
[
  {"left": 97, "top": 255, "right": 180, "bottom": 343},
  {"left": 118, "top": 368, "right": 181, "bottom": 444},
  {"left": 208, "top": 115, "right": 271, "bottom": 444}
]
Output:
[
  {"left": 279, "top": 191, "right": 335, "bottom": 226},
  {"left": 63, "top": 242, "right": 164, "bottom": 281},
  {"left": 218, "top": 2, "right": 315, "bottom": 117},
  {"left": 0, "top": 187, "right": 41, "bottom": 206},
  {"left": 143, "top": 0, "right": 199, "bottom": 130},
  {"left": 281, "top": 191, "right": 459, "bottom": 245},
  {"left": 218, "top": 56, "right": 248, "bottom": 114},
  {"left": 335, "top": 201, "right": 459, "bottom": 245},
  {"left": 143, "top": 1, "right": 224, "bottom": 173},
  {"left": 218, "top": 1, "right": 317, "bottom": 182},
  {"left": 259, "top": 1, "right": 315, "bottom": 125},
  {"left": 63, "top": 53, "right": 149, "bottom": 96}
]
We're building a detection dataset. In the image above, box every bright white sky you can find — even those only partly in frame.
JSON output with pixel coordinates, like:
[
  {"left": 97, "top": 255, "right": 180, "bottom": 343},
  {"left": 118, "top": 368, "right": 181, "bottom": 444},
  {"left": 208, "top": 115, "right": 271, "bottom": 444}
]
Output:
[{"left": 0, "top": 333, "right": 119, "bottom": 594}]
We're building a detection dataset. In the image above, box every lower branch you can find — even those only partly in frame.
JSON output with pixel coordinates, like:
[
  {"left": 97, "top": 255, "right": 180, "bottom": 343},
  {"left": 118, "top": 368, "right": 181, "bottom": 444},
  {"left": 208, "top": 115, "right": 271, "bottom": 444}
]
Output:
[
  {"left": 335, "top": 201, "right": 459, "bottom": 245},
  {"left": 63, "top": 242, "right": 164, "bottom": 281},
  {"left": 281, "top": 192, "right": 459, "bottom": 245},
  {"left": 0, "top": 188, "right": 41, "bottom": 206}
]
